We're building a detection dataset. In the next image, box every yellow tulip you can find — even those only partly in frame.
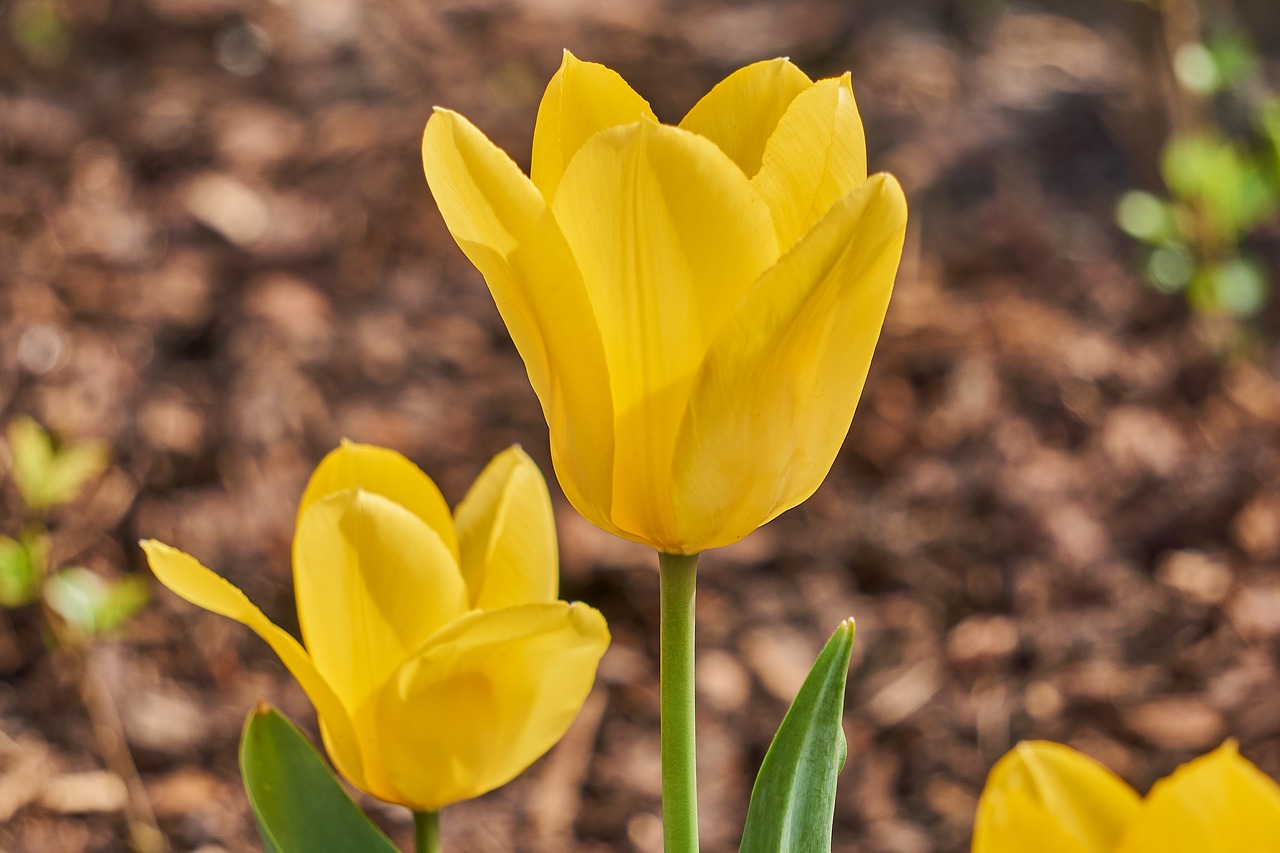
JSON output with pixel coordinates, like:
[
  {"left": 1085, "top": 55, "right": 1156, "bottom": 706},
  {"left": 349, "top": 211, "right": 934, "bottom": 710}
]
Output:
[
  {"left": 142, "top": 442, "right": 609, "bottom": 812},
  {"left": 423, "top": 51, "right": 908, "bottom": 553},
  {"left": 973, "top": 741, "right": 1140, "bottom": 853},
  {"left": 974, "top": 740, "right": 1280, "bottom": 853}
]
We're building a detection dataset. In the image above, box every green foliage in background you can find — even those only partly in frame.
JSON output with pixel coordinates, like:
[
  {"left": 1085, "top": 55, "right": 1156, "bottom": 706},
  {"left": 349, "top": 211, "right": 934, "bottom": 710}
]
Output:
[
  {"left": 1116, "top": 32, "right": 1280, "bottom": 318},
  {"left": 9, "top": 416, "right": 109, "bottom": 513},
  {"left": 7, "top": 0, "right": 71, "bottom": 68},
  {"left": 0, "top": 527, "right": 49, "bottom": 608},
  {"left": 45, "top": 568, "right": 150, "bottom": 637},
  {"left": 2, "top": 417, "right": 146, "bottom": 640}
]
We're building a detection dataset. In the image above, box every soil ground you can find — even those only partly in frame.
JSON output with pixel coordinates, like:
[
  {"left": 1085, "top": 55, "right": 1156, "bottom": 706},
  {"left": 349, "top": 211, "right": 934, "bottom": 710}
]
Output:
[{"left": 4, "top": 0, "right": 1280, "bottom": 850}]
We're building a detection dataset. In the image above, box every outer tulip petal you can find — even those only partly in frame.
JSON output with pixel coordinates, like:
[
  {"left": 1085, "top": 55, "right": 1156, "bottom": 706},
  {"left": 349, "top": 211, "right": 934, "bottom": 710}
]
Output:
[
  {"left": 973, "top": 741, "right": 1140, "bottom": 853},
  {"left": 679, "top": 58, "right": 813, "bottom": 178},
  {"left": 531, "top": 50, "right": 657, "bottom": 202},
  {"left": 974, "top": 787, "right": 1097, "bottom": 853},
  {"left": 752, "top": 74, "right": 868, "bottom": 252},
  {"left": 292, "top": 490, "right": 468, "bottom": 744},
  {"left": 454, "top": 445, "right": 558, "bottom": 610},
  {"left": 298, "top": 440, "right": 458, "bottom": 562},
  {"left": 552, "top": 120, "right": 778, "bottom": 548},
  {"left": 672, "top": 174, "right": 906, "bottom": 550},
  {"left": 376, "top": 602, "right": 610, "bottom": 811},
  {"left": 1117, "top": 741, "right": 1280, "bottom": 853},
  {"left": 140, "top": 540, "right": 366, "bottom": 790},
  {"left": 423, "top": 108, "right": 618, "bottom": 538}
]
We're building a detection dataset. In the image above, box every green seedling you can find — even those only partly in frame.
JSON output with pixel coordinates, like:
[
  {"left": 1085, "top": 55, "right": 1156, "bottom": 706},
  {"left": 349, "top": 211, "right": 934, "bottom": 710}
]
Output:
[
  {"left": 45, "top": 567, "right": 150, "bottom": 639},
  {"left": 8, "top": 0, "right": 70, "bottom": 68},
  {"left": 3, "top": 415, "right": 146, "bottom": 637},
  {"left": 9, "top": 416, "right": 110, "bottom": 514},
  {"left": 0, "top": 527, "right": 50, "bottom": 608},
  {"left": 3, "top": 415, "right": 160, "bottom": 849},
  {"left": 1116, "top": 29, "right": 1280, "bottom": 319}
]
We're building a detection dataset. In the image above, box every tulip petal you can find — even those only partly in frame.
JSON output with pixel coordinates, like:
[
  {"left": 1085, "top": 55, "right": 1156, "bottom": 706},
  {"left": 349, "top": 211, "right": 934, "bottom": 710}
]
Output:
[
  {"left": 376, "top": 602, "right": 610, "bottom": 811},
  {"left": 292, "top": 490, "right": 468, "bottom": 742},
  {"left": 423, "top": 108, "right": 618, "bottom": 539},
  {"left": 455, "top": 445, "right": 558, "bottom": 610},
  {"left": 552, "top": 120, "right": 778, "bottom": 548},
  {"left": 679, "top": 58, "right": 813, "bottom": 178},
  {"left": 672, "top": 174, "right": 906, "bottom": 550},
  {"left": 531, "top": 50, "right": 657, "bottom": 202},
  {"left": 974, "top": 742, "right": 1140, "bottom": 853},
  {"left": 974, "top": 787, "right": 1099, "bottom": 853},
  {"left": 140, "top": 540, "right": 366, "bottom": 790},
  {"left": 1117, "top": 741, "right": 1280, "bottom": 853},
  {"left": 752, "top": 74, "right": 868, "bottom": 252},
  {"left": 298, "top": 440, "right": 458, "bottom": 562}
]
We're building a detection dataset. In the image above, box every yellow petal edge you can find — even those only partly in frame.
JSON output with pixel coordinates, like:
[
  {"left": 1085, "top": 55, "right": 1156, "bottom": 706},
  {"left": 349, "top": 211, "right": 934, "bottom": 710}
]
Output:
[{"left": 140, "top": 540, "right": 367, "bottom": 789}]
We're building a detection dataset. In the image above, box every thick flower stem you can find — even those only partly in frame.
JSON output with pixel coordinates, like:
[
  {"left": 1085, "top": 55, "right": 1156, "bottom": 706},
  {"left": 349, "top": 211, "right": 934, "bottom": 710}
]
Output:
[
  {"left": 658, "top": 551, "right": 700, "bottom": 853},
  {"left": 414, "top": 810, "right": 441, "bottom": 853}
]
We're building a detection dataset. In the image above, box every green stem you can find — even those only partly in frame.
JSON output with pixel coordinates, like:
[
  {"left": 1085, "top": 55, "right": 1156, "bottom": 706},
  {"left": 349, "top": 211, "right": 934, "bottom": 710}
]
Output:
[
  {"left": 658, "top": 551, "right": 699, "bottom": 853},
  {"left": 413, "top": 810, "right": 440, "bottom": 853}
]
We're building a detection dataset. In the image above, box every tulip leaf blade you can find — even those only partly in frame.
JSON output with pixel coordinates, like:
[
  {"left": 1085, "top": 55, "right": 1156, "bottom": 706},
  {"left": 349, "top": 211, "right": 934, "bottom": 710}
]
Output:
[
  {"left": 739, "top": 619, "right": 856, "bottom": 853},
  {"left": 240, "top": 703, "right": 400, "bottom": 853}
]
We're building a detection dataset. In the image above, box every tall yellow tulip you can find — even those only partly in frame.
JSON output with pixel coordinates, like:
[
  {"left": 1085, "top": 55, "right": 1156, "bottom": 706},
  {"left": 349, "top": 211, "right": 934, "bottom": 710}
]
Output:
[
  {"left": 423, "top": 51, "right": 908, "bottom": 554},
  {"left": 974, "top": 740, "right": 1280, "bottom": 853},
  {"left": 142, "top": 442, "right": 609, "bottom": 813}
]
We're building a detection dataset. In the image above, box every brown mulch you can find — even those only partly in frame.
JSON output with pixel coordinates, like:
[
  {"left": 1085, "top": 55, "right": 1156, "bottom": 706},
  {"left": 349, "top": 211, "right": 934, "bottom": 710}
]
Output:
[{"left": 3, "top": 0, "right": 1280, "bottom": 851}]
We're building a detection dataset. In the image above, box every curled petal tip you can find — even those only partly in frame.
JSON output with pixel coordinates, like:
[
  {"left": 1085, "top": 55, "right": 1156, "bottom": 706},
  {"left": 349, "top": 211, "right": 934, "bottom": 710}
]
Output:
[{"left": 427, "top": 106, "right": 462, "bottom": 122}]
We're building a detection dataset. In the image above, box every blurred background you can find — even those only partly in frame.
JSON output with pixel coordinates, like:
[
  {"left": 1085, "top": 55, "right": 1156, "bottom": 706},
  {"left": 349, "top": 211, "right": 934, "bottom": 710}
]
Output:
[{"left": 3, "top": 0, "right": 1280, "bottom": 850}]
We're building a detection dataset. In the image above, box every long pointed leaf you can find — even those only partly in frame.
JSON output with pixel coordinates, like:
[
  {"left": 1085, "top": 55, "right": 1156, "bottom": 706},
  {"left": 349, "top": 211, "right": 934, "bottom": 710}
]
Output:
[
  {"left": 739, "top": 619, "right": 856, "bottom": 853},
  {"left": 239, "top": 703, "right": 400, "bottom": 853}
]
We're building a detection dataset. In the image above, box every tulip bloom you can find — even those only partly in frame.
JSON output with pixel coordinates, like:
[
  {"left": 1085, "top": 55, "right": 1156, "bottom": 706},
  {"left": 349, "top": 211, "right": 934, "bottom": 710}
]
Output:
[
  {"left": 423, "top": 52, "right": 907, "bottom": 554},
  {"left": 974, "top": 740, "right": 1280, "bottom": 852},
  {"left": 142, "top": 442, "right": 609, "bottom": 812}
]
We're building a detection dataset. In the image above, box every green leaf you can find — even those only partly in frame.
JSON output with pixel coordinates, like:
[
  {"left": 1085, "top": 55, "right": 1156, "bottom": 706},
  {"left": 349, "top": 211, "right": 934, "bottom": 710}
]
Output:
[
  {"left": 1144, "top": 246, "right": 1195, "bottom": 294},
  {"left": 240, "top": 704, "right": 400, "bottom": 853},
  {"left": 740, "top": 619, "right": 856, "bottom": 853},
  {"left": 1173, "top": 43, "right": 1219, "bottom": 95},
  {"left": 1189, "top": 256, "right": 1269, "bottom": 316},
  {"left": 1261, "top": 98, "right": 1280, "bottom": 168},
  {"left": 0, "top": 528, "right": 48, "bottom": 608},
  {"left": 1206, "top": 33, "right": 1259, "bottom": 90},
  {"left": 7, "top": 416, "right": 109, "bottom": 512},
  {"left": 43, "top": 567, "right": 148, "bottom": 636},
  {"left": 95, "top": 574, "right": 150, "bottom": 634},
  {"left": 0, "top": 537, "right": 27, "bottom": 604},
  {"left": 8, "top": 0, "right": 71, "bottom": 68},
  {"left": 1115, "top": 191, "right": 1176, "bottom": 244},
  {"left": 44, "top": 567, "right": 105, "bottom": 635},
  {"left": 1160, "top": 134, "right": 1275, "bottom": 244}
]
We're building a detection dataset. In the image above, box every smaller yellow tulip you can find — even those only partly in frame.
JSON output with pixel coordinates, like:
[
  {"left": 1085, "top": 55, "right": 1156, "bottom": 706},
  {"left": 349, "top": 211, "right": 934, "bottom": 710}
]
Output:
[
  {"left": 142, "top": 442, "right": 609, "bottom": 812},
  {"left": 974, "top": 740, "right": 1280, "bottom": 853}
]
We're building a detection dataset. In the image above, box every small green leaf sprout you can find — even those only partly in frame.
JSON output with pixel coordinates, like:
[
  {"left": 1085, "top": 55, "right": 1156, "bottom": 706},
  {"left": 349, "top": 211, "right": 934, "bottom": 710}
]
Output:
[{"left": 1116, "top": 26, "right": 1280, "bottom": 319}]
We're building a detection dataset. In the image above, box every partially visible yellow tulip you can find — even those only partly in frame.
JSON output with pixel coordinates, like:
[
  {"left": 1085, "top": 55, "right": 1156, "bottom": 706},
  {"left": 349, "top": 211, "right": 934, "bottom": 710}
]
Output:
[
  {"left": 973, "top": 741, "right": 1140, "bottom": 853},
  {"left": 142, "top": 442, "right": 609, "bottom": 812},
  {"left": 974, "top": 740, "right": 1280, "bottom": 853},
  {"left": 423, "top": 51, "right": 908, "bottom": 553}
]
